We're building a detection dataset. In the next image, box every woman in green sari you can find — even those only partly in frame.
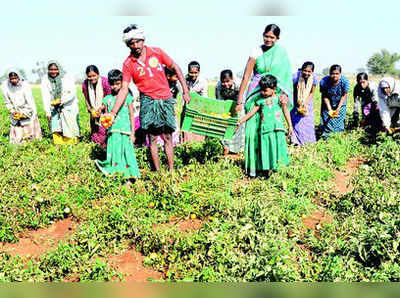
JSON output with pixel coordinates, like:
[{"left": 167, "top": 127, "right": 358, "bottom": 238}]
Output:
[{"left": 236, "top": 24, "right": 293, "bottom": 177}]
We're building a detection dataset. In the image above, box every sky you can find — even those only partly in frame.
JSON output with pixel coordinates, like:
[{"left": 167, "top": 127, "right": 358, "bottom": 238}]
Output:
[{"left": 2, "top": 1, "right": 400, "bottom": 82}]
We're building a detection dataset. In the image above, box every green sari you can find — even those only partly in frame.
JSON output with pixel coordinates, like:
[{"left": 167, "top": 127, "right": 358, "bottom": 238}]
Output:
[
  {"left": 95, "top": 94, "right": 140, "bottom": 178},
  {"left": 244, "top": 44, "right": 293, "bottom": 177}
]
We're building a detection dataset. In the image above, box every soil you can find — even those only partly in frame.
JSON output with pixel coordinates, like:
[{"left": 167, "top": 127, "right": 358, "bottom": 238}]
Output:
[
  {"left": 296, "top": 244, "right": 313, "bottom": 261},
  {"left": 223, "top": 153, "right": 243, "bottom": 161},
  {"left": 108, "top": 248, "right": 162, "bottom": 282},
  {"left": 1, "top": 218, "right": 76, "bottom": 257},
  {"left": 302, "top": 208, "right": 332, "bottom": 238},
  {"left": 333, "top": 157, "right": 365, "bottom": 194},
  {"left": 107, "top": 218, "right": 203, "bottom": 282},
  {"left": 299, "top": 157, "right": 365, "bottom": 255},
  {"left": 153, "top": 218, "right": 203, "bottom": 233},
  {"left": 2, "top": 157, "right": 366, "bottom": 280},
  {"left": 176, "top": 219, "right": 203, "bottom": 233}
]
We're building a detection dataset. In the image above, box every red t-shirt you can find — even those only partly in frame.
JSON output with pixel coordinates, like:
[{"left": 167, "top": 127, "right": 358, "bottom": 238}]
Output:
[{"left": 122, "top": 46, "right": 173, "bottom": 99}]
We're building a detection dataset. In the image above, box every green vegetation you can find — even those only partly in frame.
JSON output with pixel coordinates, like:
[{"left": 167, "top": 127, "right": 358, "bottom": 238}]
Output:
[
  {"left": 367, "top": 49, "right": 400, "bottom": 77},
  {"left": 0, "top": 85, "right": 399, "bottom": 281}
]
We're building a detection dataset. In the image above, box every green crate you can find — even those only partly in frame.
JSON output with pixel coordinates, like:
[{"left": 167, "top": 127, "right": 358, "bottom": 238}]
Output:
[
  {"left": 185, "top": 92, "right": 238, "bottom": 115},
  {"left": 181, "top": 93, "right": 239, "bottom": 140},
  {"left": 184, "top": 108, "right": 238, "bottom": 124}
]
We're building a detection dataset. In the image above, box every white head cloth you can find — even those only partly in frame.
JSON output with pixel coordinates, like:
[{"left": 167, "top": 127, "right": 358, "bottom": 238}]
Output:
[
  {"left": 378, "top": 77, "right": 400, "bottom": 100},
  {"left": 123, "top": 28, "right": 145, "bottom": 44},
  {"left": 6, "top": 68, "right": 24, "bottom": 88}
]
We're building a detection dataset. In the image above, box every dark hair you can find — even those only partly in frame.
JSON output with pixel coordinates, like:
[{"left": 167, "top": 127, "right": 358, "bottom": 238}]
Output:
[
  {"left": 188, "top": 61, "right": 200, "bottom": 72},
  {"left": 264, "top": 24, "right": 280, "bottom": 38},
  {"left": 164, "top": 67, "right": 176, "bottom": 77},
  {"left": 86, "top": 65, "right": 99, "bottom": 75},
  {"left": 123, "top": 24, "right": 138, "bottom": 34},
  {"left": 259, "top": 74, "right": 277, "bottom": 90},
  {"left": 107, "top": 69, "right": 122, "bottom": 84},
  {"left": 8, "top": 72, "right": 19, "bottom": 78},
  {"left": 220, "top": 69, "right": 233, "bottom": 81},
  {"left": 329, "top": 64, "right": 342, "bottom": 74},
  {"left": 48, "top": 63, "right": 58, "bottom": 69},
  {"left": 356, "top": 72, "right": 368, "bottom": 82},
  {"left": 301, "top": 61, "right": 315, "bottom": 72}
]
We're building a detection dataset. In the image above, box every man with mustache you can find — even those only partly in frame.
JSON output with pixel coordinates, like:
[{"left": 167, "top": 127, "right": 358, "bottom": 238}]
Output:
[{"left": 109, "top": 24, "right": 190, "bottom": 171}]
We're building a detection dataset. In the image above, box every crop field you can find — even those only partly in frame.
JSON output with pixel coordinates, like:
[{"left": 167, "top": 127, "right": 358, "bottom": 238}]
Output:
[{"left": 1, "top": 84, "right": 400, "bottom": 281}]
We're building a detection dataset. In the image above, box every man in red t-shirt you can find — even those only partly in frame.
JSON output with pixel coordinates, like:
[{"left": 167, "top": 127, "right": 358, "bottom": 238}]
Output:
[{"left": 110, "top": 24, "right": 190, "bottom": 171}]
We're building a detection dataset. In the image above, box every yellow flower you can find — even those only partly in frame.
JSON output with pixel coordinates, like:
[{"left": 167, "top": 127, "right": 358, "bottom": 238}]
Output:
[
  {"left": 52, "top": 98, "right": 61, "bottom": 106},
  {"left": 328, "top": 110, "right": 338, "bottom": 118}
]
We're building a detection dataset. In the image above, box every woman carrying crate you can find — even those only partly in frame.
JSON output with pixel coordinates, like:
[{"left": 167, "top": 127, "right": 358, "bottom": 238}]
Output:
[{"left": 236, "top": 24, "right": 293, "bottom": 177}]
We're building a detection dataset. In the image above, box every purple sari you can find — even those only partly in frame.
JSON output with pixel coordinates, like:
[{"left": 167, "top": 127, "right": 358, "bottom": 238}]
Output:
[{"left": 290, "top": 72, "right": 318, "bottom": 145}]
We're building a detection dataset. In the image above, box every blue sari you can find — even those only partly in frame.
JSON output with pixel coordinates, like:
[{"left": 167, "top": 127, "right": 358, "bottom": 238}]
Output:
[{"left": 319, "top": 75, "right": 350, "bottom": 138}]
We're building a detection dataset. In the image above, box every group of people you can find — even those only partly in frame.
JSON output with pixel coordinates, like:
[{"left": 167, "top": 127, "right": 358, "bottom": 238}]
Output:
[{"left": 2, "top": 24, "right": 400, "bottom": 179}]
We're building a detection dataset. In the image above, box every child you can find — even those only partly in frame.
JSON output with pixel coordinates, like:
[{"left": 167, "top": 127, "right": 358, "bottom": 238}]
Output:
[
  {"left": 165, "top": 67, "right": 180, "bottom": 99},
  {"left": 143, "top": 67, "right": 181, "bottom": 148},
  {"left": 238, "top": 75, "right": 293, "bottom": 174},
  {"left": 95, "top": 69, "right": 140, "bottom": 179},
  {"left": 183, "top": 61, "right": 208, "bottom": 143},
  {"left": 185, "top": 61, "right": 208, "bottom": 97},
  {"left": 215, "top": 69, "right": 244, "bottom": 155}
]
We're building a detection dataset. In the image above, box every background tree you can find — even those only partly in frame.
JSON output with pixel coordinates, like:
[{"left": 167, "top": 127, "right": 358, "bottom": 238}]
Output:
[
  {"left": 356, "top": 67, "right": 367, "bottom": 74},
  {"left": 236, "top": 71, "right": 244, "bottom": 79},
  {"left": 367, "top": 49, "right": 400, "bottom": 76},
  {"left": 31, "top": 61, "right": 48, "bottom": 84},
  {"left": 322, "top": 67, "right": 329, "bottom": 76}
]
